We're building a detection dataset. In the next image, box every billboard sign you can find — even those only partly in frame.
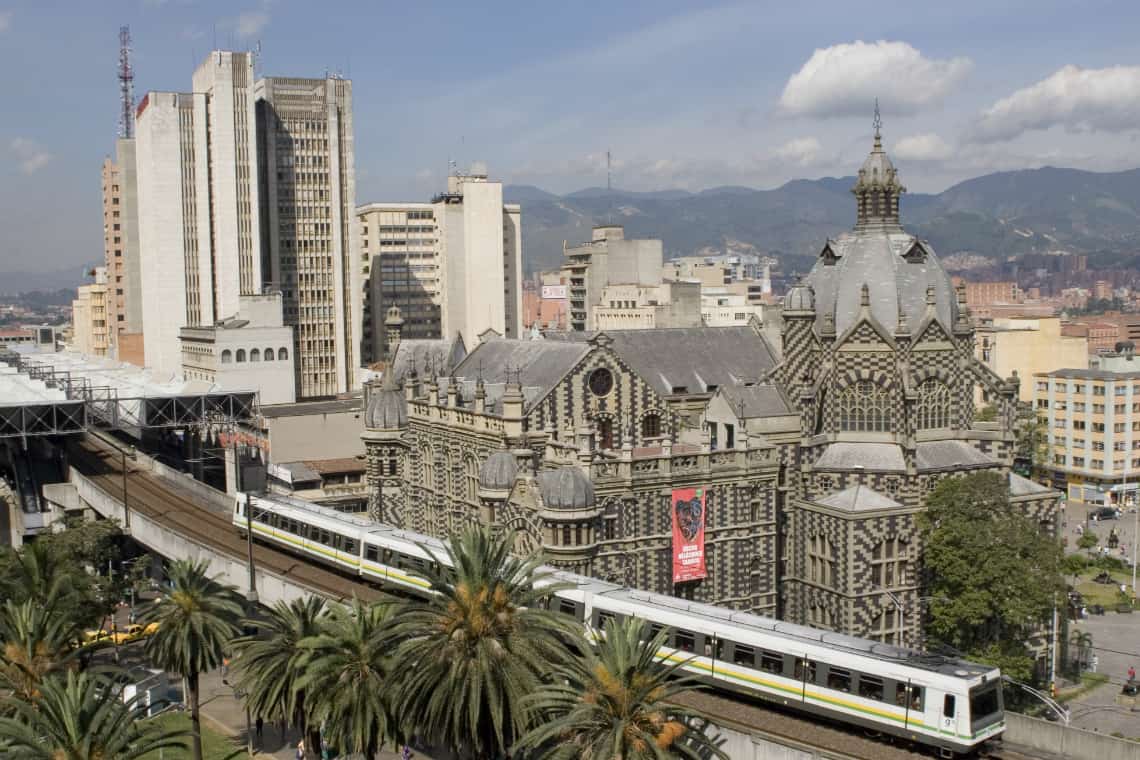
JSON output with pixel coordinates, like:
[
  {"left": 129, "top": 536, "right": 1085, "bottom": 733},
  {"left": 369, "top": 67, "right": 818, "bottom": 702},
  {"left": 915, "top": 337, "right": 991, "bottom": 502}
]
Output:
[
  {"left": 671, "top": 487, "right": 707, "bottom": 583},
  {"left": 541, "top": 285, "right": 568, "bottom": 300}
]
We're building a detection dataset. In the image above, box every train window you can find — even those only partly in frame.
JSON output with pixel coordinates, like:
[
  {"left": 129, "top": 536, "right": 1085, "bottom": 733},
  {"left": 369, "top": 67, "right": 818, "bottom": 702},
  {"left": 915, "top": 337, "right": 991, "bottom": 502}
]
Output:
[
  {"left": 732, "top": 644, "right": 755, "bottom": 667},
  {"left": 290, "top": 520, "right": 299, "bottom": 534},
  {"left": 943, "top": 694, "right": 956, "bottom": 719},
  {"left": 344, "top": 539, "right": 357, "bottom": 554},
  {"left": 858, "top": 675, "right": 884, "bottom": 701},
  {"left": 648, "top": 624, "right": 666, "bottom": 641},
  {"left": 710, "top": 639, "right": 724, "bottom": 660},
  {"left": 760, "top": 651, "right": 783, "bottom": 674},
  {"left": 596, "top": 610, "right": 617, "bottom": 629},
  {"left": 365, "top": 546, "right": 379, "bottom": 562},
  {"left": 896, "top": 684, "right": 924, "bottom": 711},
  {"left": 827, "top": 667, "right": 851, "bottom": 693},
  {"left": 674, "top": 630, "right": 696, "bottom": 652},
  {"left": 557, "top": 599, "right": 580, "bottom": 618},
  {"left": 320, "top": 530, "right": 331, "bottom": 545},
  {"left": 382, "top": 549, "right": 393, "bottom": 564},
  {"left": 794, "top": 658, "right": 817, "bottom": 683}
]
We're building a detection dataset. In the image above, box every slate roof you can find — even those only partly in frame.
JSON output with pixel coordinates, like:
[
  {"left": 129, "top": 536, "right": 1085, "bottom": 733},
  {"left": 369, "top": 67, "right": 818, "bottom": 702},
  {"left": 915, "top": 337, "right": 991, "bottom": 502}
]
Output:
[
  {"left": 816, "top": 484, "right": 903, "bottom": 512},
  {"left": 537, "top": 466, "right": 595, "bottom": 509},
  {"left": 547, "top": 326, "right": 778, "bottom": 395},
  {"left": 452, "top": 339, "right": 591, "bottom": 401},
  {"left": 718, "top": 383, "right": 796, "bottom": 419},
  {"left": 814, "top": 442, "right": 906, "bottom": 472},
  {"left": 914, "top": 440, "right": 997, "bottom": 472},
  {"left": 390, "top": 336, "right": 467, "bottom": 379},
  {"left": 1009, "top": 471, "right": 1058, "bottom": 497},
  {"left": 1041, "top": 368, "right": 1140, "bottom": 381}
]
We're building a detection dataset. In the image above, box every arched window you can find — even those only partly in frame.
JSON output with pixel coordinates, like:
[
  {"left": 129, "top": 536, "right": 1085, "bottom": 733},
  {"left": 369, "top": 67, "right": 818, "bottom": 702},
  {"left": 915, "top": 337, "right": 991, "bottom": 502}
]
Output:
[
  {"left": 916, "top": 378, "right": 952, "bottom": 430},
  {"left": 871, "top": 537, "right": 908, "bottom": 588},
  {"left": 597, "top": 418, "right": 614, "bottom": 450},
  {"left": 838, "top": 381, "right": 891, "bottom": 432},
  {"left": 421, "top": 445, "right": 435, "bottom": 491},
  {"left": 807, "top": 533, "right": 836, "bottom": 588},
  {"left": 235, "top": 349, "right": 246, "bottom": 363},
  {"left": 464, "top": 456, "right": 479, "bottom": 503},
  {"left": 278, "top": 347, "right": 288, "bottom": 361},
  {"left": 221, "top": 349, "right": 233, "bottom": 364},
  {"left": 641, "top": 412, "right": 661, "bottom": 440},
  {"left": 263, "top": 346, "right": 274, "bottom": 361},
  {"left": 250, "top": 348, "right": 261, "bottom": 362}
]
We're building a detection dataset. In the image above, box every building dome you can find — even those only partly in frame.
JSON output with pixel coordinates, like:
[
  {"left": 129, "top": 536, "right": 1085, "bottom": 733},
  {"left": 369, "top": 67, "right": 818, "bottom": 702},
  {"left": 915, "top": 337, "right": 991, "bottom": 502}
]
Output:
[
  {"left": 479, "top": 451, "right": 518, "bottom": 491},
  {"left": 364, "top": 373, "right": 407, "bottom": 429},
  {"left": 783, "top": 280, "right": 815, "bottom": 312},
  {"left": 537, "top": 466, "right": 595, "bottom": 510},
  {"left": 804, "top": 116, "right": 958, "bottom": 337}
]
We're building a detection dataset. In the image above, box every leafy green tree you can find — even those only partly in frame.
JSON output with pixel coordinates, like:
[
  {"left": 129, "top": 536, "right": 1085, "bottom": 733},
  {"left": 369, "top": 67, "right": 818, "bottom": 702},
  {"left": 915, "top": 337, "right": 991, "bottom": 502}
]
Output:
[
  {"left": 919, "top": 472, "right": 1063, "bottom": 683},
  {"left": 297, "top": 599, "right": 396, "bottom": 759},
  {"left": 141, "top": 559, "right": 242, "bottom": 760},
  {"left": 0, "top": 600, "right": 83, "bottom": 704},
  {"left": 514, "top": 617, "right": 726, "bottom": 760},
  {"left": 386, "top": 525, "right": 579, "bottom": 759},
  {"left": 232, "top": 596, "right": 327, "bottom": 757},
  {"left": 1078, "top": 531, "right": 1098, "bottom": 559},
  {"left": 975, "top": 405, "right": 998, "bottom": 423},
  {"left": 1014, "top": 404, "right": 1049, "bottom": 479},
  {"left": 0, "top": 670, "right": 186, "bottom": 759}
]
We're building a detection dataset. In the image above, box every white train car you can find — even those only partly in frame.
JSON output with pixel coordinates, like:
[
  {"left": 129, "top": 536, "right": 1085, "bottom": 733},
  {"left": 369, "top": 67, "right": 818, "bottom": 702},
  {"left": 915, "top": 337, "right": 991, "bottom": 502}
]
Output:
[{"left": 234, "top": 492, "right": 1004, "bottom": 756}]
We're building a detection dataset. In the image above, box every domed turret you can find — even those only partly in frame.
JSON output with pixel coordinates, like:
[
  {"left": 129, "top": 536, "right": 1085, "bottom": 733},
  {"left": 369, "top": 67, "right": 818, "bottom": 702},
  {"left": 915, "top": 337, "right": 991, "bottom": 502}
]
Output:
[
  {"left": 537, "top": 466, "right": 595, "bottom": 510},
  {"left": 364, "top": 370, "right": 407, "bottom": 429},
  {"left": 479, "top": 451, "right": 518, "bottom": 491},
  {"left": 803, "top": 104, "right": 958, "bottom": 337},
  {"left": 783, "top": 279, "right": 815, "bottom": 313}
]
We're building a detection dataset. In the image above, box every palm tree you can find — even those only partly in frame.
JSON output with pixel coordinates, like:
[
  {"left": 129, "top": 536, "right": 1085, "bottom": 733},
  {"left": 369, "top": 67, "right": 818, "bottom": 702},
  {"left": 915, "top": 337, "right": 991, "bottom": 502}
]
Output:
[
  {"left": 0, "top": 670, "right": 187, "bottom": 759},
  {"left": 232, "top": 595, "right": 327, "bottom": 757},
  {"left": 514, "top": 617, "right": 727, "bottom": 760},
  {"left": 386, "top": 525, "right": 579, "bottom": 759},
  {"left": 297, "top": 598, "right": 396, "bottom": 759},
  {"left": 0, "top": 599, "right": 82, "bottom": 704},
  {"left": 0, "top": 542, "right": 74, "bottom": 614},
  {"left": 1071, "top": 629, "right": 1094, "bottom": 673},
  {"left": 141, "top": 559, "right": 242, "bottom": 760}
]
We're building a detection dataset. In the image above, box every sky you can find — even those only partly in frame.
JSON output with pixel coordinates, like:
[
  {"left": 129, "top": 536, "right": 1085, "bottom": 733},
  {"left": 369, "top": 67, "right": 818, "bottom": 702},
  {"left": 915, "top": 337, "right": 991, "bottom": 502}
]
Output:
[{"left": 3, "top": 0, "right": 1140, "bottom": 272}]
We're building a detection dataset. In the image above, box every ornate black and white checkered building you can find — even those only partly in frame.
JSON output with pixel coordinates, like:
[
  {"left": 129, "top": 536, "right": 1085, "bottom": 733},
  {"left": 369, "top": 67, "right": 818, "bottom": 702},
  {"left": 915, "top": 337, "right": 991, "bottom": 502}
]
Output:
[{"left": 361, "top": 127, "right": 1059, "bottom": 648}]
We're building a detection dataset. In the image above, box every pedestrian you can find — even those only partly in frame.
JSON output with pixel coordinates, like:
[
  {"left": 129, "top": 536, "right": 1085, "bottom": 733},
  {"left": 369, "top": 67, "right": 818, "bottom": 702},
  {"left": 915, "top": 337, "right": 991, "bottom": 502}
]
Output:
[
  {"left": 255, "top": 716, "right": 264, "bottom": 740},
  {"left": 1129, "top": 665, "right": 1136, "bottom": 682},
  {"left": 296, "top": 739, "right": 305, "bottom": 760},
  {"left": 1092, "top": 654, "right": 1099, "bottom": 673}
]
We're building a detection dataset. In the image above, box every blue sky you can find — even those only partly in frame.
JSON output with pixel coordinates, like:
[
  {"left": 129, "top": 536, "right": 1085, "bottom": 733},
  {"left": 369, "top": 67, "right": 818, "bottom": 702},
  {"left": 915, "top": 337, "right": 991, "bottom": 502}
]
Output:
[{"left": 2, "top": 0, "right": 1140, "bottom": 272}]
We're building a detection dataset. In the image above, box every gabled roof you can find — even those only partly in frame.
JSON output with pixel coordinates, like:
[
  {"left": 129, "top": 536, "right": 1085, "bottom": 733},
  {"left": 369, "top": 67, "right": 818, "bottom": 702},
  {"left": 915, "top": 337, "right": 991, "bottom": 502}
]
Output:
[
  {"left": 452, "top": 338, "right": 591, "bottom": 401},
  {"left": 547, "top": 326, "right": 778, "bottom": 395},
  {"left": 814, "top": 442, "right": 905, "bottom": 472},
  {"left": 1009, "top": 471, "right": 1057, "bottom": 497},
  {"left": 391, "top": 336, "right": 467, "bottom": 379},
  {"left": 816, "top": 484, "right": 902, "bottom": 512},
  {"left": 718, "top": 383, "right": 795, "bottom": 419},
  {"left": 914, "top": 440, "right": 997, "bottom": 472}
]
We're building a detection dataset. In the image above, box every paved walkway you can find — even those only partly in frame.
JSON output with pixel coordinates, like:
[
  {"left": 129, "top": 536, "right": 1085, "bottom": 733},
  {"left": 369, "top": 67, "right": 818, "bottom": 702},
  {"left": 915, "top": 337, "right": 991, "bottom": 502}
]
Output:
[{"left": 1064, "top": 611, "right": 1140, "bottom": 737}]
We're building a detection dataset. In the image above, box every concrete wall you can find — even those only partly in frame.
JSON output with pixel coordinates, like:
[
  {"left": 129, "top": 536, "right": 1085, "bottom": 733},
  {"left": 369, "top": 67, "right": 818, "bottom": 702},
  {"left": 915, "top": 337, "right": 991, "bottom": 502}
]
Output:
[
  {"left": 117, "top": 138, "right": 143, "bottom": 333},
  {"left": 1004, "top": 712, "right": 1140, "bottom": 760},
  {"left": 71, "top": 467, "right": 313, "bottom": 607},
  {"left": 988, "top": 317, "right": 1088, "bottom": 402},
  {"left": 266, "top": 409, "right": 365, "bottom": 463},
  {"left": 608, "top": 238, "right": 663, "bottom": 286}
]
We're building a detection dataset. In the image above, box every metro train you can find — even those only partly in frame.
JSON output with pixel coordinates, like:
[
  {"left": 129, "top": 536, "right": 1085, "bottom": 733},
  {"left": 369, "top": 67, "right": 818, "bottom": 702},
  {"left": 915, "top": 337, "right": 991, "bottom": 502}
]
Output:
[{"left": 234, "top": 491, "right": 1005, "bottom": 756}]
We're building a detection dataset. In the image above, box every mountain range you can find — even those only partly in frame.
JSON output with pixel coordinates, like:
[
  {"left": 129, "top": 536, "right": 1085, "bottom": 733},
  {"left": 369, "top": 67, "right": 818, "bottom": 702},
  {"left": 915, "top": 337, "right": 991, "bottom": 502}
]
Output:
[{"left": 506, "top": 166, "right": 1140, "bottom": 277}]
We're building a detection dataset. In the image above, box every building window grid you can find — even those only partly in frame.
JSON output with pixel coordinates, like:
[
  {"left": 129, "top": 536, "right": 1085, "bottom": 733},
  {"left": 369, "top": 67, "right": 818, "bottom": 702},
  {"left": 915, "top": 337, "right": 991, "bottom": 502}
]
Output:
[
  {"left": 871, "top": 537, "right": 908, "bottom": 589},
  {"left": 808, "top": 534, "right": 837, "bottom": 588},
  {"left": 916, "top": 379, "right": 951, "bottom": 430},
  {"left": 838, "top": 381, "right": 891, "bottom": 432}
]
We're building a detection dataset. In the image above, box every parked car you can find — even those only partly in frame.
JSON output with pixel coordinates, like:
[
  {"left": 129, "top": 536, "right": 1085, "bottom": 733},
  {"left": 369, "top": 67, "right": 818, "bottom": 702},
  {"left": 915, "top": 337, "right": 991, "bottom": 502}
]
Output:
[
  {"left": 82, "top": 628, "right": 113, "bottom": 646},
  {"left": 1091, "top": 506, "right": 1121, "bottom": 520},
  {"left": 111, "top": 622, "right": 160, "bottom": 644}
]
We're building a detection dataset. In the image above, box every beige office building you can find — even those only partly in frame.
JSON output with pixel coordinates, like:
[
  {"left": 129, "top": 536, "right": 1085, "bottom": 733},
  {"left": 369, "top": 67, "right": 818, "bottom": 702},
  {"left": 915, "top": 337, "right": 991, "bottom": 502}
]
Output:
[
  {"left": 71, "top": 267, "right": 111, "bottom": 357},
  {"left": 357, "top": 166, "right": 522, "bottom": 362},
  {"left": 101, "top": 141, "right": 144, "bottom": 365},
  {"left": 256, "top": 76, "right": 361, "bottom": 398},
  {"left": 975, "top": 317, "right": 1088, "bottom": 402}
]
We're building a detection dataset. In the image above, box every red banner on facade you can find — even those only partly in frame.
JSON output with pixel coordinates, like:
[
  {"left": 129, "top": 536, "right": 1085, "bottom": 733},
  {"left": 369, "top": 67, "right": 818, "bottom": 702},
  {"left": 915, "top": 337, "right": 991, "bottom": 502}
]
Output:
[{"left": 671, "top": 487, "right": 707, "bottom": 583}]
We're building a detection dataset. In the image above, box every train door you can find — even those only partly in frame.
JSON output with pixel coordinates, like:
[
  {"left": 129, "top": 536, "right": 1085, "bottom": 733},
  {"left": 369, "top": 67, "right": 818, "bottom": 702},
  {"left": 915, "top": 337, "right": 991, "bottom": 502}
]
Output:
[{"left": 940, "top": 692, "right": 959, "bottom": 737}]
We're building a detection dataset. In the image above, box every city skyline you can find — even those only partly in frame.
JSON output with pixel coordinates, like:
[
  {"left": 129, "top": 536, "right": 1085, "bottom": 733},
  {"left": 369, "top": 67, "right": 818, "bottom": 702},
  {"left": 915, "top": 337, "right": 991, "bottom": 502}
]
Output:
[{"left": 3, "top": 0, "right": 1140, "bottom": 271}]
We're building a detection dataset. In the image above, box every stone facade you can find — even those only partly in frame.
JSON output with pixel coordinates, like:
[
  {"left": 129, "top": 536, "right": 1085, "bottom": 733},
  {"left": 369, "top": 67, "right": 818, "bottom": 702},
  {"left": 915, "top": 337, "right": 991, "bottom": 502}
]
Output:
[{"left": 361, "top": 127, "right": 1060, "bottom": 650}]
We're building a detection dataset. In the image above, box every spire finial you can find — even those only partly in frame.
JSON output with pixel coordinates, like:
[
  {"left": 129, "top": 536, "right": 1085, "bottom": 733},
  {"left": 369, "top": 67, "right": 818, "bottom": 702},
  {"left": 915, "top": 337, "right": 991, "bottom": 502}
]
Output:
[
  {"left": 860, "top": 282, "right": 871, "bottom": 308},
  {"left": 873, "top": 98, "right": 882, "bottom": 148}
]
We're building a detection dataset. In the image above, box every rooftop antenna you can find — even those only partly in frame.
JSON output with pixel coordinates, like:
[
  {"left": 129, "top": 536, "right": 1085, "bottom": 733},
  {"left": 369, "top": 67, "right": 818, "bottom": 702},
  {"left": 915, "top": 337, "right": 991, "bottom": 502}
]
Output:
[
  {"left": 606, "top": 149, "right": 614, "bottom": 223},
  {"left": 118, "top": 25, "right": 134, "bottom": 139},
  {"left": 252, "top": 40, "right": 262, "bottom": 77},
  {"left": 873, "top": 98, "right": 883, "bottom": 147}
]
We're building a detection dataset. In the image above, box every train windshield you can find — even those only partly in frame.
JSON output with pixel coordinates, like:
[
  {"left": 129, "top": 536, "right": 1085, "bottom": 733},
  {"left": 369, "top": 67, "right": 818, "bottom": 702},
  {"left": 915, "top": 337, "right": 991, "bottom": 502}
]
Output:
[{"left": 969, "top": 683, "right": 1003, "bottom": 733}]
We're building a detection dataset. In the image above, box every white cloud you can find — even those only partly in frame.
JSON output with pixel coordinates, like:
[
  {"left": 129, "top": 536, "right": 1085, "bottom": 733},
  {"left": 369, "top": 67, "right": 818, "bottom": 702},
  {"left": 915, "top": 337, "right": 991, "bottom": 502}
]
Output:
[
  {"left": 0, "top": 12, "right": 11, "bottom": 32},
  {"left": 234, "top": 10, "right": 270, "bottom": 39},
  {"left": 775, "top": 137, "right": 823, "bottom": 166},
  {"left": 9, "top": 138, "right": 52, "bottom": 174},
  {"left": 971, "top": 64, "right": 1140, "bottom": 143},
  {"left": 893, "top": 133, "right": 953, "bottom": 161},
  {"left": 779, "top": 40, "right": 972, "bottom": 119}
]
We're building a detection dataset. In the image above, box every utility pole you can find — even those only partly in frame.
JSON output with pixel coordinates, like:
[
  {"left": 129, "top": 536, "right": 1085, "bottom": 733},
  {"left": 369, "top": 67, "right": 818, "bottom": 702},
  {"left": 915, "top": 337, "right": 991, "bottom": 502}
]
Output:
[
  {"left": 122, "top": 448, "right": 130, "bottom": 531},
  {"left": 231, "top": 429, "right": 257, "bottom": 756}
]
